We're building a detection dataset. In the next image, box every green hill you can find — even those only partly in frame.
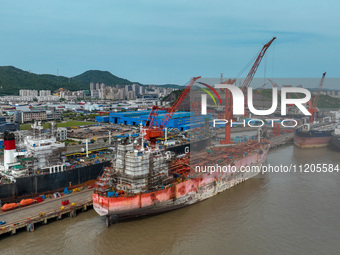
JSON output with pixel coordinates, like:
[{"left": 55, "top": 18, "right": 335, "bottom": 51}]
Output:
[
  {"left": 72, "top": 70, "right": 139, "bottom": 86},
  {"left": 0, "top": 66, "right": 141, "bottom": 96},
  {"left": 0, "top": 66, "right": 87, "bottom": 96}
]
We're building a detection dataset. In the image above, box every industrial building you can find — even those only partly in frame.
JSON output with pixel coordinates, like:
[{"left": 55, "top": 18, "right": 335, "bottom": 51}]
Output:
[
  {"left": 95, "top": 116, "right": 109, "bottom": 123},
  {"left": 99, "top": 110, "right": 211, "bottom": 131},
  {"left": 108, "top": 110, "right": 166, "bottom": 125},
  {"left": 0, "top": 117, "right": 20, "bottom": 133}
]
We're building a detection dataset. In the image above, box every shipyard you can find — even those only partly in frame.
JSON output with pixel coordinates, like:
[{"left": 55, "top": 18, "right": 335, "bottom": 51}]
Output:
[{"left": 1, "top": 1, "right": 340, "bottom": 254}]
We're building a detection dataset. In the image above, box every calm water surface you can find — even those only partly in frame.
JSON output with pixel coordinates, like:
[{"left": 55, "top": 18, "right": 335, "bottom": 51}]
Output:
[{"left": 1, "top": 145, "right": 340, "bottom": 255}]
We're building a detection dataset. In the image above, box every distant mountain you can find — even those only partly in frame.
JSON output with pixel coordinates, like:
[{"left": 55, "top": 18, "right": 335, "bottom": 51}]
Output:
[
  {"left": 0, "top": 66, "right": 140, "bottom": 96},
  {"left": 0, "top": 66, "right": 88, "bottom": 96},
  {"left": 0, "top": 66, "right": 183, "bottom": 96},
  {"left": 72, "top": 70, "right": 139, "bottom": 86}
]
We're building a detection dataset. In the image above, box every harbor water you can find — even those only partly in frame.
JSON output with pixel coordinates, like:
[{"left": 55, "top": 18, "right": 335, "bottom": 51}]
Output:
[{"left": 1, "top": 144, "right": 340, "bottom": 254}]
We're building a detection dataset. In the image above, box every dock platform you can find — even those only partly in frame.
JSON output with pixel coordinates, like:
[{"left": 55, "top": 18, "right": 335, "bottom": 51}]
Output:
[{"left": 0, "top": 189, "right": 93, "bottom": 236}]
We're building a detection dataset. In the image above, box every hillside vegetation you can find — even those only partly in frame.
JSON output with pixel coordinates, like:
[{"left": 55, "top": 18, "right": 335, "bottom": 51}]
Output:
[{"left": 0, "top": 66, "right": 137, "bottom": 96}]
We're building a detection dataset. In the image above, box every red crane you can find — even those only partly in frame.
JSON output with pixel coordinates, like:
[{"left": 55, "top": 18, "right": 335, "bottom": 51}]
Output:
[
  {"left": 143, "top": 76, "right": 201, "bottom": 142},
  {"left": 241, "top": 37, "right": 276, "bottom": 92},
  {"left": 220, "top": 37, "right": 276, "bottom": 144},
  {"left": 240, "top": 37, "right": 276, "bottom": 116},
  {"left": 308, "top": 72, "right": 326, "bottom": 122}
]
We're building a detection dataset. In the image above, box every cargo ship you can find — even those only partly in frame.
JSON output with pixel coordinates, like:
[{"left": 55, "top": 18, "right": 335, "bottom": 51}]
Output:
[
  {"left": 0, "top": 122, "right": 212, "bottom": 202},
  {"left": 0, "top": 122, "right": 111, "bottom": 201},
  {"left": 331, "top": 125, "right": 340, "bottom": 149},
  {"left": 294, "top": 124, "right": 334, "bottom": 148},
  {"left": 93, "top": 135, "right": 270, "bottom": 226}
]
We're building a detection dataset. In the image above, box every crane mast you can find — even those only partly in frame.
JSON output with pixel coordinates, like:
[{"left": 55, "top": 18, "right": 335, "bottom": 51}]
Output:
[{"left": 241, "top": 37, "right": 276, "bottom": 92}]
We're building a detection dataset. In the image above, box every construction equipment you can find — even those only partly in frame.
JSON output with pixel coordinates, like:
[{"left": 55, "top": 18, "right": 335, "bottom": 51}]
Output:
[
  {"left": 143, "top": 76, "right": 201, "bottom": 141},
  {"left": 241, "top": 37, "right": 276, "bottom": 93},
  {"left": 241, "top": 37, "right": 276, "bottom": 116}
]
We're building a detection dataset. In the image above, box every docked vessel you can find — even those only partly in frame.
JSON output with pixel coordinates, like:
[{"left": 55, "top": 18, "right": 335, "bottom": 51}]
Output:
[
  {"left": 93, "top": 135, "right": 270, "bottom": 226},
  {"left": 0, "top": 122, "right": 110, "bottom": 201},
  {"left": 294, "top": 124, "right": 334, "bottom": 148},
  {"left": 331, "top": 125, "right": 340, "bottom": 149}
]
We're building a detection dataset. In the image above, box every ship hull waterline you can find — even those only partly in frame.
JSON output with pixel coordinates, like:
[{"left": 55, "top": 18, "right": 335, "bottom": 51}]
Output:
[{"left": 294, "top": 135, "right": 331, "bottom": 148}]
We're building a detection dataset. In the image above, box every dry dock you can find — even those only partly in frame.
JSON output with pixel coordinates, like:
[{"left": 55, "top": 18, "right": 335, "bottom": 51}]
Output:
[{"left": 0, "top": 189, "right": 93, "bottom": 236}]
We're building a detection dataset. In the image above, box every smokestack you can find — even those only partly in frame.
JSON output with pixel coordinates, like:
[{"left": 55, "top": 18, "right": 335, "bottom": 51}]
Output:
[{"left": 4, "top": 131, "right": 16, "bottom": 170}]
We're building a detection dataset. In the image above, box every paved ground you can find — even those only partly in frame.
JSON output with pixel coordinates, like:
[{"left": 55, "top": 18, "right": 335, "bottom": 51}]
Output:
[{"left": 0, "top": 189, "right": 93, "bottom": 225}]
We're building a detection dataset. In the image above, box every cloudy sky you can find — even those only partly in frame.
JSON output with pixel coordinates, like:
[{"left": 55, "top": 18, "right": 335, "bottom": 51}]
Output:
[{"left": 0, "top": 0, "right": 339, "bottom": 85}]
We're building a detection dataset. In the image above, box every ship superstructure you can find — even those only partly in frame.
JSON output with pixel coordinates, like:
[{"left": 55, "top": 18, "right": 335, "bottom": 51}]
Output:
[{"left": 1, "top": 122, "right": 66, "bottom": 181}]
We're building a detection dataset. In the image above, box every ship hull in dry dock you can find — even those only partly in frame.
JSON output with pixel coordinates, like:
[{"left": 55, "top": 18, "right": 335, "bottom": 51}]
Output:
[{"left": 93, "top": 147, "right": 269, "bottom": 220}]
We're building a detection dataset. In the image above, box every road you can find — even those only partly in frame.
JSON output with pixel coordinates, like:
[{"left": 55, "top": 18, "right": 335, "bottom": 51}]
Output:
[{"left": 0, "top": 189, "right": 93, "bottom": 225}]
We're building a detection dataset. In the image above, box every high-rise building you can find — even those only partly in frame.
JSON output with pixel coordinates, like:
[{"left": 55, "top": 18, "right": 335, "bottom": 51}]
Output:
[
  {"left": 19, "top": 90, "right": 38, "bottom": 97},
  {"left": 39, "top": 90, "right": 51, "bottom": 96}
]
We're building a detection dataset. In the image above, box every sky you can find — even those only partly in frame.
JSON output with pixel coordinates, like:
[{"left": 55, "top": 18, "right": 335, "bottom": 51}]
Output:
[{"left": 0, "top": 0, "right": 339, "bottom": 86}]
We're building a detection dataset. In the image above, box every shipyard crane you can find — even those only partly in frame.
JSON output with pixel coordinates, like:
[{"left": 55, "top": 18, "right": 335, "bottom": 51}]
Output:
[
  {"left": 240, "top": 37, "right": 276, "bottom": 92},
  {"left": 239, "top": 37, "right": 276, "bottom": 116},
  {"left": 308, "top": 72, "right": 326, "bottom": 123},
  {"left": 143, "top": 76, "right": 201, "bottom": 142}
]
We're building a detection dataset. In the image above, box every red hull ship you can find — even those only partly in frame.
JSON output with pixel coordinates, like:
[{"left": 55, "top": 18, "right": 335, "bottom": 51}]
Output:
[
  {"left": 93, "top": 138, "right": 270, "bottom": 226},
  {"left": 294, "top": 124, "right": 334, "bottom": 148}
]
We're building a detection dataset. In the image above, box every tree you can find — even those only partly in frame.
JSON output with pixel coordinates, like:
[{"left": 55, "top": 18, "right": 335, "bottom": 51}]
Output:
[
  {"left": 59, "top": 98, "right": 66, "bottom": 102},
  {"left": 33, "top": 97, "right": 38, "bottom": 102},
  {"left": 78, "top": 141, "right": 82, "bottom": 145},
  {"left": 90, "top": 139, "right": 95, "bottom": 144}
]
